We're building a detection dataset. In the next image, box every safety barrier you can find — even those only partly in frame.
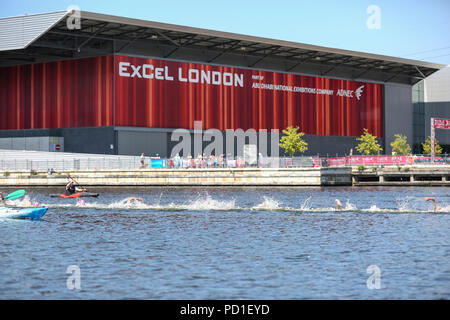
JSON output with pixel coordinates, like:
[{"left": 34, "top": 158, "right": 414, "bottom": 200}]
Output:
[{"left": 0, "top": 151, "right": 448, "bottom": 172}]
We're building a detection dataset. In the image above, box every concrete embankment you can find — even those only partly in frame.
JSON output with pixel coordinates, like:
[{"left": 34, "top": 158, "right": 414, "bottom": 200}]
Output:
[
  {"left": 352, "top": 166, "right": 450, "bottom": 186},
  {"left": 0, "top": 166, "right": 449, "bottom": 187},
  {"left": 0, "top": 167, "right": 351, "bottom": 187}
]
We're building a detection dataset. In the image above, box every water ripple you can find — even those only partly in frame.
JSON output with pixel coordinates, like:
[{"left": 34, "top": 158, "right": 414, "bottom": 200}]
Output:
[{"left": 0, "top": 186, "right": 449, "bottom": 299}]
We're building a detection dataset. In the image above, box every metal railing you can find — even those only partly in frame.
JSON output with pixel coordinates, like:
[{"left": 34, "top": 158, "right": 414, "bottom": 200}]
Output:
[
  {"left": 314, "top": 154, "right": 450, "bottom": 168},
  {"left": 0, "top": 157, "right": 143, "bottom": 172},
  {"left": 0, "top": 154, "right": 449, "bottom": 172}
]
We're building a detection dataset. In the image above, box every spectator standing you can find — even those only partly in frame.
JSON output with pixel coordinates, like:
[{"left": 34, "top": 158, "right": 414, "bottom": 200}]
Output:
[
  {"left": 174, "top": 153, "right": 181, "bottom": 168},
  {"left": 258, "top": 153, "right": 263, "bottom": 168},
  {"left": 140, "top": 153, "right": 146, "bottom": 168}
]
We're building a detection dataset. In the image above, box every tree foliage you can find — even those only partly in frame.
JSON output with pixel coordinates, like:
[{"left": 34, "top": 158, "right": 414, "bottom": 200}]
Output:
[
  {"left": 390, "top": 134, "right": 411, "bottom": 155},
  {"left": 421, "top": 136, "right": 443, "bottom": 155},
  {"left": 279, "top": 126, "right": 308, "bottom": 157},
  {"left": 355, "top": 128, "right": 383, "bottom": 155}
]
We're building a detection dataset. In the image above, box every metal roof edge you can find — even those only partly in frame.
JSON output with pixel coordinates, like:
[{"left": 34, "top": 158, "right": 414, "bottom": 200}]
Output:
[
  {"left": 23, "top": 11, "right": 70, "bottom": 49},
  {"left": 0, "top": 10, "right": 68, "bottom": 21},
  {"left": 80, "top": 10, "right": 446, "bottom": 70},
  {"left": 0, "top": 10, "right": 70, "bottom": 51}
]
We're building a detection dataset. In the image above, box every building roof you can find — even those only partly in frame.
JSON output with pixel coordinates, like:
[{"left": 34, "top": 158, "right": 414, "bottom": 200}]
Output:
[{"left": 0, "top": 10, "right": 446, "bottom": 85}]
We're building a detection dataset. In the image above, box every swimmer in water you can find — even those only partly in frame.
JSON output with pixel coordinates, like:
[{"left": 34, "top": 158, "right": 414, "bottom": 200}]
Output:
[
  {"left": 121, "top": 197, "right": 155, "bottom": 209},
  {"left": 335, "top": 199, "right": 342, "bottom": 210},
  {"left": 424, "top": 197, "right": 446, "bottom": 212},
  {"left": 20, "top": 195, "right": 33, "bottom": 207},
  {"left": 123, "top": 197, "right": 143, "bottom": 205}
]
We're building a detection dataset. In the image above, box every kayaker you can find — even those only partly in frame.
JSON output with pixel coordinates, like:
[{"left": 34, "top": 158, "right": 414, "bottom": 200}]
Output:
[
  {"left": 0, "top": 192, "right": 5, "bottom": 205},
  {"left": 65, "top": 178, "right": 87, "bottom": 195},
  {"left": 65, "top": 179, "right": 77, "bottom": 195}
]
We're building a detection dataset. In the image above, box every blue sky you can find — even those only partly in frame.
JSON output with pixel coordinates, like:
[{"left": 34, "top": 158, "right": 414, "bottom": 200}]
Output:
[{"left": 2, "top": 0, "right": 450, "bottom": 65}]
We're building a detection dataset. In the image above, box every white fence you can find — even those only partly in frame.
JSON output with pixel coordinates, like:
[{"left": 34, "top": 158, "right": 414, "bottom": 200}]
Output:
[
  {"left": 1, "top": 149, "right": 449, "bottom": 171},
  {"left": 0, "top": 149, "right": 143, "bottom": 171}
]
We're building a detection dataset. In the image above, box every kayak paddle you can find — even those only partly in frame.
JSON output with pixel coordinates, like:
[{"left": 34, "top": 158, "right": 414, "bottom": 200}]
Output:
[
  {"left": 67, "top": 173, "right": 87, "bottom": 192},
  {"left": 5, "top": 189, "right": 26, "bottom": 200},
  {"left": 67, "top": 173, "right": 81, "bottom": 185}
]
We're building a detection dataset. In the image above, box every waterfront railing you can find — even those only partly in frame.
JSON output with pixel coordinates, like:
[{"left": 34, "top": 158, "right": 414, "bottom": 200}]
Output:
[{"left": 0, "top": 154, "right": 449, "bottom": 172}]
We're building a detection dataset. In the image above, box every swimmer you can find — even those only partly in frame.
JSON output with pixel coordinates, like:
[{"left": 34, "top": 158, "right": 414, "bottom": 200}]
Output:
[
  {"left": 20, "top": 195, "right": 33, "bottom": 207},
  {"left": 335, "top": 199, "right": 342, "bottom": 210},
  {"left": 123, "top": 197, "right": 143, "bottom": 205},
  {"left": 424, "top": 197, "right": 449, "bottom": 212},
  {"left": 114, "top": 197, "right": 154, "bottom": 209}
]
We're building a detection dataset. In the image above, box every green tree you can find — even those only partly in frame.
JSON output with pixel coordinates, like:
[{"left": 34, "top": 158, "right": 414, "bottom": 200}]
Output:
[
  {"left": 279, "top": 126, "right": 308, "bottom": 157},
  {"left": 390, "top": 134, "right": 411, "bottom": 155},
  {"left": 355, "top": 128, "right": 383, "bottom": 155},
  {"left": 421, "top": 136, "right": 443, "bottom": 155}
]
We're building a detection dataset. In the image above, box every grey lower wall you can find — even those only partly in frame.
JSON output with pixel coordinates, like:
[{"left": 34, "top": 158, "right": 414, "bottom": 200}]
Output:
[
  {"left": 0, "top": 127, "right": 116, "bottom": 154},
  {"left": 0, "top": 136, "right": 64, "bottom": 151},
  {"left": 117, "top": 127, "right": 380, "bottom": 158},
  {"left": 117, "top": 128, "right": 168, "bottom": 157},
  {"left": 424, "top": 102, "right": 450, "bottom": 147},
  {"left": 301, "top": 134, "right": 382, "bottom": 157},
  {"left": 59, "top": 127, "right": 116, "bottom": 154},
  {"left": 384, "top": 83, "right": 413, "bottom": 154},
  {"left": 419, "top": 66, "right": 450, "bottom": 153},
  {"left": 0, "top": 126, "right": 385, "bottom": 158}
]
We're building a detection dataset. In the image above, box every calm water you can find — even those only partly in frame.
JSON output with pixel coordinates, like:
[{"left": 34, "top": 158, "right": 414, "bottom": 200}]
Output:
[{"left": 0, "top": 186, "right": 449, "bottom": 299}]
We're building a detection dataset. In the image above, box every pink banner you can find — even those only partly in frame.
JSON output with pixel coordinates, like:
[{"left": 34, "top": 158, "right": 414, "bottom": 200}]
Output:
[
  {"left": 345, "top": 156, "right": 413, "bottom": 166},
  {"left": 433, "top": 118, "right": 450, "bottom": 129},
  {"left": 312, "top": 155, "right": 448, "bottom": 167}
]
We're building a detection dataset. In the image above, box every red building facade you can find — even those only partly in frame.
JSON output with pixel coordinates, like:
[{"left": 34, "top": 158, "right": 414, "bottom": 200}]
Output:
[{"left": 0, "top": 55, "right": 383, "bottom": 137}]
